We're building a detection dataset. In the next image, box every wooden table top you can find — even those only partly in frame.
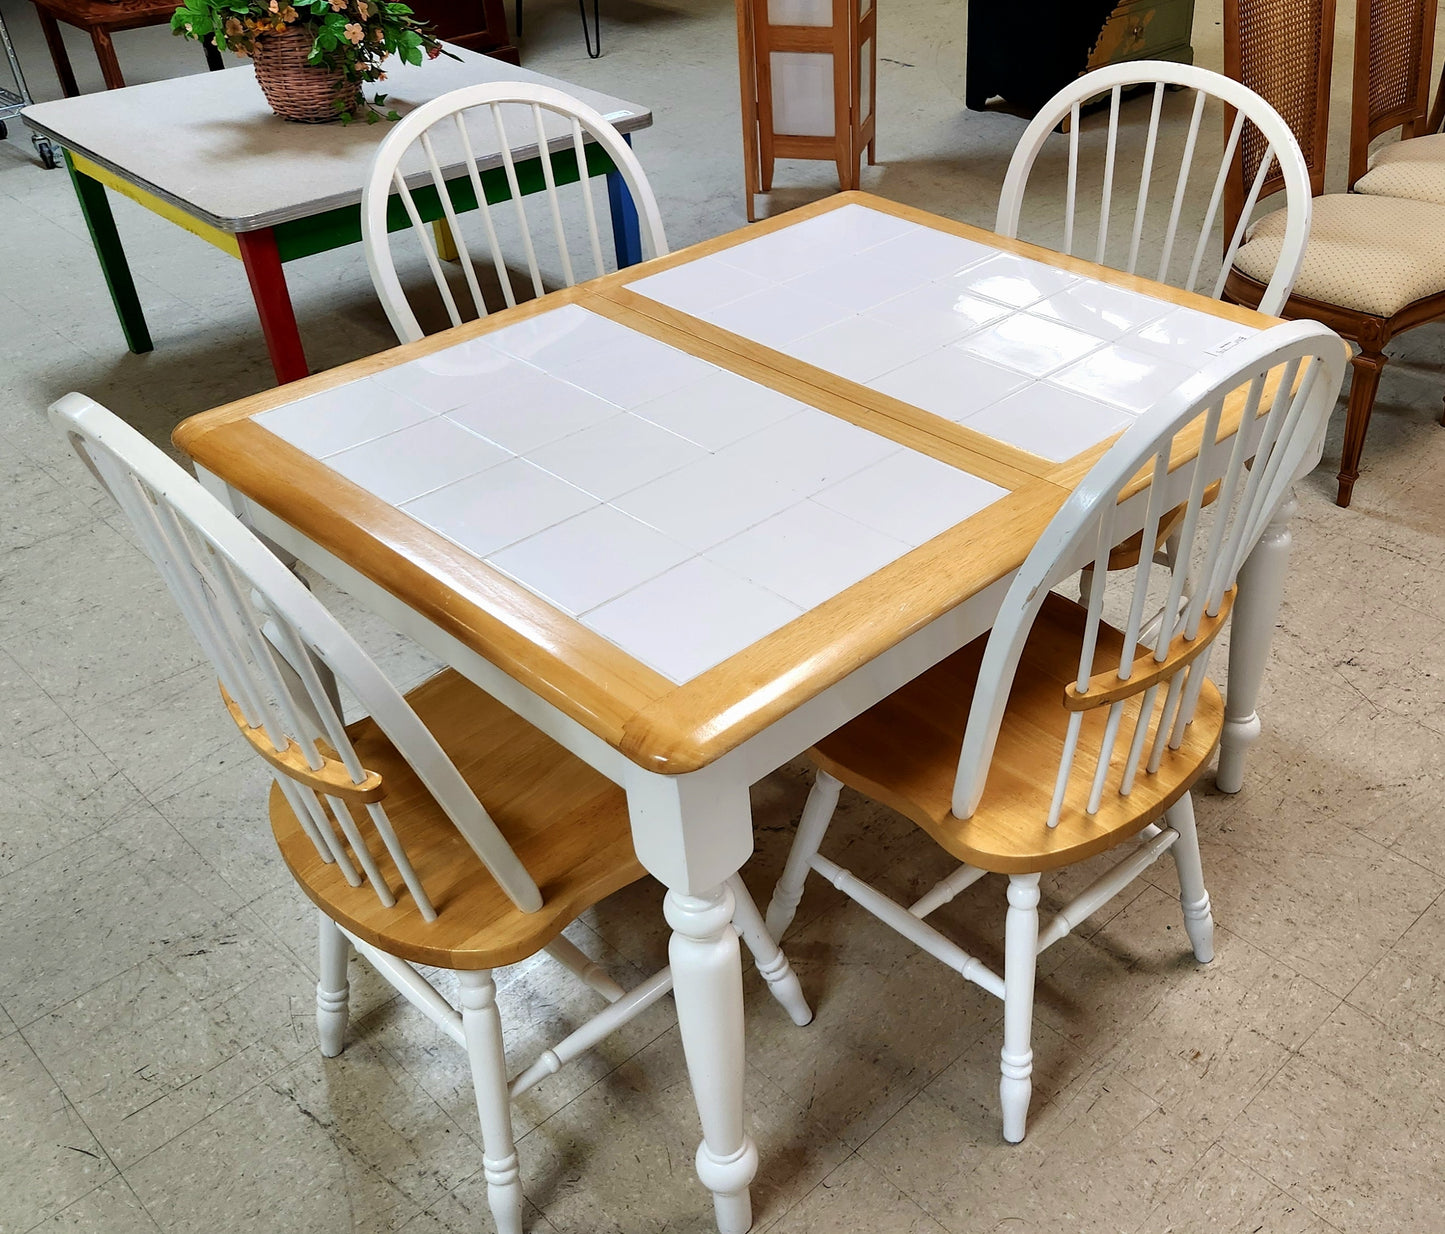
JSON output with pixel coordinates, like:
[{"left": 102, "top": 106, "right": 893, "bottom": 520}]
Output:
[
  {"left": 21, "top": 45, "right": 651, "bottom": 232},
  {"left": 175, "top": 191, "right": 1280, "bottom": 775}
]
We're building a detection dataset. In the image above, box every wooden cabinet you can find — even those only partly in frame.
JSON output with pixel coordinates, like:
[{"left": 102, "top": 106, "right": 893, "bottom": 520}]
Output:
[
  {"left": 966, "top": 0, "right": 1195, "bottom": 113},
  {"left": 408, "top": 0, "right": 518, "bottom": 61}
]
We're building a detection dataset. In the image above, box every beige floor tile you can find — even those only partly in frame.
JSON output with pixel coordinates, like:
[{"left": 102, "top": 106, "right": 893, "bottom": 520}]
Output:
[
  {"left": 0, "top": 714, "right": 142, "bottom": 831},
  {"left": 394, "top": 1178, "right": 558, "bottom": 1234},
  {"left": 0, "top": 649, "right": 69, "bottom": 740},
  {"left": 1132, "top": 1143, "right": 1331, "bottom": 1234},
  {"left": 1346, "top": 894, "right": 1445, "bottom": 1054},
  {"left": 24, "top": 1179, "right": 163, "bottom": 1233},
  {"left": 741, "top": 894, "right": 998, "bottom": 1150},
  {"left": 1220, "top": 1003, "right": 1445, "bottom": 1234},
  {"left": 517, "top": 1027, "right": 850, "bottom": 1234},
  {"left": 767, "top": 1154, "right": 948, "bottom": 1234},
  {"left": 1182, "top": 784, "right": 1442, "bottom": 995},
  {"left": 0, "top": 1033, "right": 116, "bottom": 1231},
  {"left": 23, "top": 913, "right": 319, "bottom": 1167}
]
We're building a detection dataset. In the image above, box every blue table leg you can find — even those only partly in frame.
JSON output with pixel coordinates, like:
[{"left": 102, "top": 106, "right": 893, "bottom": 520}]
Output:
[{"left": 606, "top": 135, "right": 643, "bottom": 269}]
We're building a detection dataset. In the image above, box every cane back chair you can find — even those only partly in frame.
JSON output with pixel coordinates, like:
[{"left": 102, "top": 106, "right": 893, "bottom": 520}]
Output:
[
  {"left": 50, "top": 393, "right": 810, "bottom": 1234},
  {"left": 763, "top": 320, "right": 1348, "bottom": 1143},
  {"left": 1348, "top": 0, "right": 1442, "bottom": 198},
  {"left": 1224, "top": 0, "right": 1445, "bottom": 506},
  {"left": 362, "top": 82, "right": 667, "bottom": 345}
]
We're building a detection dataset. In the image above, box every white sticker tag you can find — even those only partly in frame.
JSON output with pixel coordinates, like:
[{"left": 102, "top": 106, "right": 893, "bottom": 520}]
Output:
[
  {"left": 1205, "top": 332, "right": 1253, "bottom": 357},
  {"left": 603, "top": 110, "right": 633, "bottom": 120}
]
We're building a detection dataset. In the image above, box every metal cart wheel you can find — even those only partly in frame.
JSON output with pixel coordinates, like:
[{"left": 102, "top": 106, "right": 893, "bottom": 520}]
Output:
[{"left": 34, "top": 134, "right": 57, "bottom": 169}]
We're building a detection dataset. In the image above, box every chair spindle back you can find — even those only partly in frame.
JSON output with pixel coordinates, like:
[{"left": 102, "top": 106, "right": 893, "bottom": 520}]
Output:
[
  {"left": 362, "top": 82, "right": 668, "bottom": 343},
  {"left": 950, "top": 320, "right": 1347, "bottom": 826},
  {"left": 996, "top": 61, "right": 1313, "bottom": 316},
  {"left": 50, "top": 393, "right": 544, "bottom": 918}
]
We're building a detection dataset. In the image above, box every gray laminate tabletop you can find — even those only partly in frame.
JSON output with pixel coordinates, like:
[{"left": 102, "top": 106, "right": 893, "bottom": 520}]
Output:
[{"left": 22, "top": 45, "right": 652, "bottom": 232}]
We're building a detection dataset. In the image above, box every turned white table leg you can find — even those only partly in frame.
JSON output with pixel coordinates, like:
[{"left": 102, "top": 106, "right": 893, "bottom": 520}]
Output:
[
  {"left": 665, "top": 884, "right": 758, "bottom": 1234},
  {"left": 1218, "top": 490, "right": 1296, "bottom": 794}
]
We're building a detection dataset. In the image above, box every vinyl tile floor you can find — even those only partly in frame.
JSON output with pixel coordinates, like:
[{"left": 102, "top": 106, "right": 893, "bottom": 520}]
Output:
[{"left": 3, "top": 0, "right": 1445, "bottom": 1230}]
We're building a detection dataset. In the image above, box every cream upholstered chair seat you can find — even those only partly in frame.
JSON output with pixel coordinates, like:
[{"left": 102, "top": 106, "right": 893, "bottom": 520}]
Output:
[
  {"left": 1233, "top": 192, "right": 1445, "bottom": 317},
  {"left": 1354, "top": 132, "right": 1445, "bottom": 205}
]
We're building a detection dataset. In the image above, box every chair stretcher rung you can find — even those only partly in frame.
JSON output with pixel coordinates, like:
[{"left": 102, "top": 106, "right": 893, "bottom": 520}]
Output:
[
  {"left": 1035, "top": 825, "right": 1179, "bottom": 954},
  {"left": 344, "top": 929, "right": 465, "bottom": 1045},
  {"left": 811, "top": 854, "right": 1004, "bottom": 999}
]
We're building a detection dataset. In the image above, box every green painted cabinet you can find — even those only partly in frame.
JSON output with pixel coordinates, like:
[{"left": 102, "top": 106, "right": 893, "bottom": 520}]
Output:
[{"left": 966, "top": 0, "right": 1196, "bottom": 113}]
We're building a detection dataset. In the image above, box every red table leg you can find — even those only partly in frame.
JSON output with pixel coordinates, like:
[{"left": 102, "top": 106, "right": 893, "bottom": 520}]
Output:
[{"left": 237, "top": 228, "right": 309, "bottom": 384}]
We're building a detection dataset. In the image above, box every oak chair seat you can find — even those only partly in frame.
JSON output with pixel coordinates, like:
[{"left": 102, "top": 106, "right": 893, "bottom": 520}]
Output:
[
  {"left": 811, "top": 593, "right": 1224, "bottom": 876},
  {"left": 1234, "top": 193, "right": 1445, "bottom": 318},
  {"left": 1354, "top": 132, "right": 1445, "bottom": 206},
  {"left": 273, "top": 668, "right": 645, "bottom": 971}
]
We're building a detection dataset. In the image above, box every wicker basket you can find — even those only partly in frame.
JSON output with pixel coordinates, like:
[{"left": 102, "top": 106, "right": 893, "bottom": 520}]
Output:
[{"left": 253, "top": 28, "right": 360, "bottom": 123}]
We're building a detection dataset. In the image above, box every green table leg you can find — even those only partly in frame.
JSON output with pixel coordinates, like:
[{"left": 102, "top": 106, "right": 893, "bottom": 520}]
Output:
[{"left": 65, "top": 151, "right": 152, "bottom": 355}]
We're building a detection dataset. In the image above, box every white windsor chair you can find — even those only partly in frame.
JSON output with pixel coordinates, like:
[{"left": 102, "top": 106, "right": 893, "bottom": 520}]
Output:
[
  {"left": 50, "top": 393, "right": 811, "bottom": 1234},
  {"left": 362, "top": 82, "right": 668, "bottom": 344},
  {"left": 763, "top": 319, "right": 1347, "bottom": 1143},
  {"left": 996, "top": 61, "right": 1313, "bottom": 317}
]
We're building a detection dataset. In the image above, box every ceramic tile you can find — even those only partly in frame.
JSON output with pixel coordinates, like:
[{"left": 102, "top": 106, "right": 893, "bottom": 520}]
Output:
[
  {"left": 963, "top": 253, "right": 1080, "bottom": 308},
  {"left": 713, "top": 407, "right": 902, "bottom": 496},
  {"left": 1030, "top": 280, "right": 1171, "bottom": 340},
  {"left": 481, "top": 303, "right": 636, "bottom": 368},
  {"left": 402, "top": 458, "right": 597, "bottom": 559},
  {"left": 549, "top": 331, "right": 717, "bottom": 409},
  {"left": 612, "top": 453, "right": 804, "bottom": 552},
  {"left": 581, "top": 557, "right": 802, "bottom": 682},
  {"left": 814, "top": 451, "right": 1008, "bottom": 546},
  {"left": 863, "top": 227, "right": 997, "bottom": 279},
  {"left": 962, "top": 384, "right": 1133, "bottom": 461},
  {"left": 630, "top": 369, "right": 810, "bottom": 450},
  {"left": 785, "top": 254, "right": 933, "bottom": 314},
  {"left": 370, "top": 341, "right": 519, "bottom": 412},
  {"left": 524, "top": 412, "right": 705, "bottom": 499},
  {"left": 1125, "top": 306, "right": 1258, "bottom": 362},
  {"left": 704, "top": 500, "right": 911, "bottom": 610},
  {"left": 867, "top": 283, "right": 1014, "bottom": 347},
  {"left": 1048, "top": 343, "right": 1196, "bottom": 415},
  {"left": 787, "top": 315, "right": 940, "bottom": 383},
  {"left": 957, "top": 311, "right": 1104, "bottom": 376},
  {"left": 444, "top": 365, "right": 621, "bottom": 454},
  {"left": 791, "top": 202, "right": 919, "bottom": 250},
  {"left": 703, "top": 285, "right": 856, "bottom": 349},
  {"left": 256, "top": 383, "right": 434, "bottom": 458},
  {"left": 867, "top": 347, "right": 1031, "bottom": 422},
  {"left": 628, "top": 258, "right": 772, "bottom": 314},
  {"left": 715, "top": 228, "right": 842, "bottom": 281},
  {"left": 488, "top": 505, "right": 693, "bottom": 616},
  {"left": 327, "top": 417, "right": 512, "bottom": 505}
]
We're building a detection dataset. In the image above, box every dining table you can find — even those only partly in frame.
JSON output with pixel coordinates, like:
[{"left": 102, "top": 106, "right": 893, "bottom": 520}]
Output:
[
  {"left": 173, "top": 189, "right": 1297, "bottom": 1231},
  {"left": 22, "top": 44, "right": 651, "bottom": 384}
]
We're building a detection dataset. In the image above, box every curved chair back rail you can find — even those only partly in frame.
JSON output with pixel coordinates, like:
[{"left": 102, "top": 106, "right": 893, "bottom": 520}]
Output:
[
  {"left": 951, "top": 318, "right": 1346, "bottom": 825},
  {"left": 995, "top": 60, "right": 1312, "bottom": 317},
  {"left": 49, "top": 392, "right": 544, "bottom": 920},
  {"left": 361, "top": 81, "right": 668, "bottom": 343}
]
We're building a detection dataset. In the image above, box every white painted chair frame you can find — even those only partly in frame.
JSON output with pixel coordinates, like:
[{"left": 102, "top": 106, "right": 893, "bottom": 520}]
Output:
[
  {"left": 996, "top": 61, "right": 1313, "bottom": 316},
  {"left": 361, "top": 81, "right": 669, "bottom": 343},
  {"left": 50, "top": 393, "right": 810, "bottom": 1234},
  {"left": 765, "top": 319, "right": 1346, "bottom": 1143}
]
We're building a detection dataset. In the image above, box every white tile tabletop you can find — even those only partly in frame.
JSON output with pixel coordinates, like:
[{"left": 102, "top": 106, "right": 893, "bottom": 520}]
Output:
[
  {"left": 255, "top": 302, "right": 1009, "bottom": 684},
  {"left": 250, "top": 202, "right": 1263, "bottom": 684},
  {"left": 626, "top": 203, "right": 1262, "bottom": 463}
]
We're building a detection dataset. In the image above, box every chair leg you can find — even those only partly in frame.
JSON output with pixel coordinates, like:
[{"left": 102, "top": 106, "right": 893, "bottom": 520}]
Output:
[
  {"left": 579, "top": 0, "right": 600, "bottom": 58},
  {"left": 316, "top": 913, "right": 351, "bottom": 1058},
  {"left": 1336, "top": 349, "right": 1386, "bottom": 508},
  {"left": 764, "top": 768, "right": 843, "bottom": 940},
  {"left": 999, "top": 873, "right": 1040, "bottom": 1144},
  {"left": 727, "top": 874, "right": 813, "bottom": 1026},
  {"left": 459, "top": 970, "right": 525, "bottom": 1234},
  {"left": 1165, "top": 796, "right": 1214, "bottom": 963}
]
